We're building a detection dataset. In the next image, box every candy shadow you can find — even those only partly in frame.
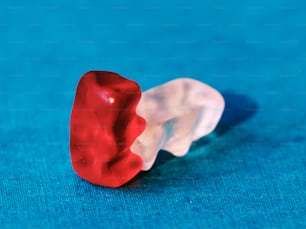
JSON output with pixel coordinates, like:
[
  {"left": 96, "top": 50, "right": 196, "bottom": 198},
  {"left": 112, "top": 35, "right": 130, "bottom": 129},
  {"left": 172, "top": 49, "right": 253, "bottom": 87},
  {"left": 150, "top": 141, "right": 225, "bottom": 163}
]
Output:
[
  {"left": 195, "top": 90, "right": 259, "bottom": 147},
  {"left": 154, "top": 91, "right": 258, "bottom": 166},
  {"left": 216, "top": 91, "right": 259, "bottom": 134},
  {"left": 126, "top": 91, "right": 258, "bottom": 188}
]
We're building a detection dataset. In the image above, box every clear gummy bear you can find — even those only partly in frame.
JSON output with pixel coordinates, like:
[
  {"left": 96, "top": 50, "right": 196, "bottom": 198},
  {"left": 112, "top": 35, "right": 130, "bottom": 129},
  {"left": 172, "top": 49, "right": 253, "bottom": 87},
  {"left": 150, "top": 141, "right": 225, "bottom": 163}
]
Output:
[{"left": 132, "top": 78, "right": 225, "bottom": 171}]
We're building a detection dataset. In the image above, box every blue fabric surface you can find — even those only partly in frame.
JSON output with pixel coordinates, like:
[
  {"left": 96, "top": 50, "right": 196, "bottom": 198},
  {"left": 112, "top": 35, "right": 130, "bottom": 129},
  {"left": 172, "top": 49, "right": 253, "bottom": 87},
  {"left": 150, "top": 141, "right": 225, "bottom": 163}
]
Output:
[{"left": 0, "top": 0, "right": 306, "bottom": 228}]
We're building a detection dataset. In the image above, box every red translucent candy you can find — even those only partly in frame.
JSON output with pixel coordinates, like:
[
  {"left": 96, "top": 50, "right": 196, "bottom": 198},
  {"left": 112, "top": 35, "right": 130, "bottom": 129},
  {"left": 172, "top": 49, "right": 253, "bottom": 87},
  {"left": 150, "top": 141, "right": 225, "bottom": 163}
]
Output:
[{"left": 70, "top": 71, "right": 146, "bottom": 188}]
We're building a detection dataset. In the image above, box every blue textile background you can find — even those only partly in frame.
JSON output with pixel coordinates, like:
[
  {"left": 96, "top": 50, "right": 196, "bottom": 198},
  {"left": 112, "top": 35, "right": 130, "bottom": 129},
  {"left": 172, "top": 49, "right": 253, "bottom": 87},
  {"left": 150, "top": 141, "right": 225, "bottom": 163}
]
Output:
[{"left": 0, "top": 0, "right": 305, "bottom": 228}]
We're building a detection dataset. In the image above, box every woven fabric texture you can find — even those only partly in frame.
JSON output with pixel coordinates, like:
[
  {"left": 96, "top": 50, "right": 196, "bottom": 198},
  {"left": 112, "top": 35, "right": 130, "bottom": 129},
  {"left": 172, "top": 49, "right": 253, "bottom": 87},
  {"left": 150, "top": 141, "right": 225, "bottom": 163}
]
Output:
[{"left": 0, "top": 0, "right": 305, "bottom": 228}]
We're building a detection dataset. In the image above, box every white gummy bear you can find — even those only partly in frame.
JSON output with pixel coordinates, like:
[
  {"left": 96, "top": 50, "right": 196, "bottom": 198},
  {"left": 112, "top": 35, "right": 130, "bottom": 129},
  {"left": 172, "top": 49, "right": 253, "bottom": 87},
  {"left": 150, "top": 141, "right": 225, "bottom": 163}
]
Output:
[{"left": 131, "top": 78, "right": 225, "bottom": 171}]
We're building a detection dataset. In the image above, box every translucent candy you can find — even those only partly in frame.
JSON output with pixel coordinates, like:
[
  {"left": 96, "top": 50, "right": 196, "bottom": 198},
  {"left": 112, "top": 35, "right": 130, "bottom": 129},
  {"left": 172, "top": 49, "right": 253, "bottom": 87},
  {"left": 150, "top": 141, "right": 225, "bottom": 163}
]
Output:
[
  {"left": 70, "top": 71, "right": 224, "bottom": 188},
  {"left": 132, "top": 78, "right": 225, "bottom": 170}
]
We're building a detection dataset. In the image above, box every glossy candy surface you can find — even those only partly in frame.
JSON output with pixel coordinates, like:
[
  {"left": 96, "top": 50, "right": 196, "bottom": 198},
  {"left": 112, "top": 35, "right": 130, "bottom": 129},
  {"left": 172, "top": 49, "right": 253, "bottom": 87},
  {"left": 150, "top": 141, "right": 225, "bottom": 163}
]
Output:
[
  {"left": 70, "top": 71, "right": 224, "bottom": 188},
  {"left": 70, "top": 71, "right": 146, "bottom": 188}
]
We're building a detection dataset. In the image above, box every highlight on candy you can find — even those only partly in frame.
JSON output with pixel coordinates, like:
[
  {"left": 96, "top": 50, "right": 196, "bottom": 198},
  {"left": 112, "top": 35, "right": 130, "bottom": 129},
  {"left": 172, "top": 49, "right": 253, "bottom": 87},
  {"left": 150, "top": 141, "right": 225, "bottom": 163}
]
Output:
[{"left": 70, "top": 71, "right": 225, "bottom": 188}]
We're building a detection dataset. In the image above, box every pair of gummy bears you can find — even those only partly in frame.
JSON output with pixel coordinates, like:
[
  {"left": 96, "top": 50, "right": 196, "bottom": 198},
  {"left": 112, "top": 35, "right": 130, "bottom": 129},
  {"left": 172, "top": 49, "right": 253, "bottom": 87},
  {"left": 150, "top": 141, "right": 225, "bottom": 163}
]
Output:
[{"left": 70, "top": 71, "right": 224, "bottom": 188}]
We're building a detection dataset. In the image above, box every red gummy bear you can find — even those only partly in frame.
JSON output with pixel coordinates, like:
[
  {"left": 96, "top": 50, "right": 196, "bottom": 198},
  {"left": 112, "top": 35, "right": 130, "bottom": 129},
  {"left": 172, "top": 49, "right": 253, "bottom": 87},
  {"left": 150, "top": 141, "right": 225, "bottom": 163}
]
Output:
[{"left": 70, "top": 71, "right": 146, "bottom": 188}]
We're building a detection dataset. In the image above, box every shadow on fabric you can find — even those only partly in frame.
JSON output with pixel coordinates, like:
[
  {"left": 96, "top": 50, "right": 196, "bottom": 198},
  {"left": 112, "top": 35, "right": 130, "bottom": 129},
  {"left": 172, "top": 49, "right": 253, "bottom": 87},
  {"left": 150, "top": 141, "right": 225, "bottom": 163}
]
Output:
[{"left": 126, "top": 91, "right": 259, "bottom": 188}]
